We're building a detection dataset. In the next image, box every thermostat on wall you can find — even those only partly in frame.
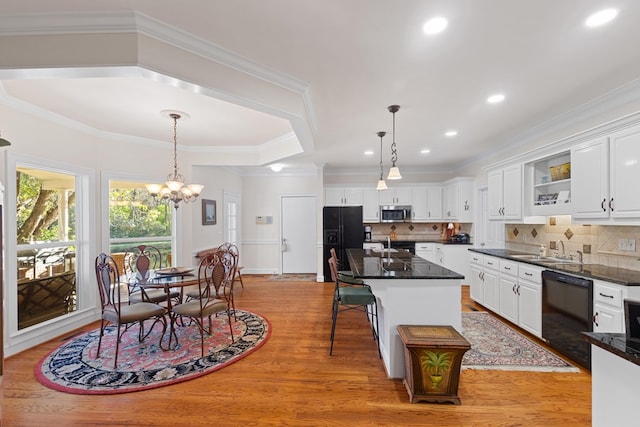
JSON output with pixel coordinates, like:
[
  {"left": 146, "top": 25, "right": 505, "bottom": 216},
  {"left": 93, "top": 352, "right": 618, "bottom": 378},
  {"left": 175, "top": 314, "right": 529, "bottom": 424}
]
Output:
[{"left": 256, "top": 216, "right": 273, "bottom": 224}]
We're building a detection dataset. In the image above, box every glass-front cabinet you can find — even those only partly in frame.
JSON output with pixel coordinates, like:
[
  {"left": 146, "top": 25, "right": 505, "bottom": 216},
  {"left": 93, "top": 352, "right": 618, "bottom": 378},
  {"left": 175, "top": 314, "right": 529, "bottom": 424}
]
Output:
[{"left": 525, "top": 151, "right": 571, "bottom": 215}]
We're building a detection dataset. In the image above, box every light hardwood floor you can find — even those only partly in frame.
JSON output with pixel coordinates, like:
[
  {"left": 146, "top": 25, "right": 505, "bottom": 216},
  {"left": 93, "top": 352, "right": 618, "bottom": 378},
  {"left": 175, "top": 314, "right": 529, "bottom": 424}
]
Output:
[{"left": 1, "top": 276, "right": 591, "bottom": 426}]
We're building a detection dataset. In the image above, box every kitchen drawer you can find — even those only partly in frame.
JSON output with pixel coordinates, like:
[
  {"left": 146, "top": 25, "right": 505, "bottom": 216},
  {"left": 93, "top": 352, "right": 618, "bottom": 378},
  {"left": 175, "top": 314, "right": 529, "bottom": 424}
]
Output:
[
  {"left": 519, "top": 264, "right": 541, "bottom": 282},
  {"left": 470, "top": 253, "right": 483, "bottom": 265},
  {"left": 416, "top": 242, "right": 435, "bottom": 251},
  {"left": 499, "top": 259, "right": 518, "bottom": 276},
  {"left": 363, "top": 242, "right": 383, "bottom": 250},
  {"left": 594, "top": 282, "right": 623, "bottom": 309},
  {"left": 483, "top": 256, "right": 499, "bottom": 270}
]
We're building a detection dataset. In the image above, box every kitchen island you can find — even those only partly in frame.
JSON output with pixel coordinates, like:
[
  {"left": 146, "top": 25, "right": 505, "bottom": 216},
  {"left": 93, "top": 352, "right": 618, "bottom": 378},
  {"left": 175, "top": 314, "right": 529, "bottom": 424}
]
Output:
[{"left": 346, "top": 248, "right": 464, "bottom": 378}]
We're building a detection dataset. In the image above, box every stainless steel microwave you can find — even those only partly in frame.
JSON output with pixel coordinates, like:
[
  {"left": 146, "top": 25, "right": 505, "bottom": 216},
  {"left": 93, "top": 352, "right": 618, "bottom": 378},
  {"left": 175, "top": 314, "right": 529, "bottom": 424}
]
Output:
[{"left": 380, "top": 205, "right": 412, "bottom": 223}]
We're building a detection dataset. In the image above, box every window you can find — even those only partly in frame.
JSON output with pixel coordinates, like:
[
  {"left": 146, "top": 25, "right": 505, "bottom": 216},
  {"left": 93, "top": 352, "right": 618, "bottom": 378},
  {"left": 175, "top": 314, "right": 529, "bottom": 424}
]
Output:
[
  {"left": 108, "top": 180, "right": 174, "bottom": 270},
  {"left": 16, "top": 167, "right": 78, "bottom": 330}
]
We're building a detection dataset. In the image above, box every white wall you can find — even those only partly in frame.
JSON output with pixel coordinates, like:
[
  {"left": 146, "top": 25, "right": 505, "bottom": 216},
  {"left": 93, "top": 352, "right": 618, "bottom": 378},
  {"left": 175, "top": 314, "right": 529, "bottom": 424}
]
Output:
[
  {"left": 241, "top": 173, "right": 320, "bottom": 274},
  {"left": 190, "top": 165, "right": 242, "bottom": 261}
]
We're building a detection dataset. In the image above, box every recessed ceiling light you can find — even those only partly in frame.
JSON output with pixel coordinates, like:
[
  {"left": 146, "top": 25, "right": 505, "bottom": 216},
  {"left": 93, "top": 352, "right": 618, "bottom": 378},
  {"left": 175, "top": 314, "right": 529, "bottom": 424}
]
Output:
[
  {"left": 423, "top": 17, "right": 448, "bottom": 35},
  {"left": 364, "top": 150, "right": 374, "bottom": 156},
  {"left": 585, "top": 9, "right": 618, "bottom": 27},
  {"left": 445, "top": 130, "right": 458, "bottom": 137},
  {"left": 421, "top": 149, "right": 431, "bottom": 155},
  {"left": 270, "top": 164, "right": 283, "bottom": 172},
  {"left": 487, "top": 93, "right": 505, "bottom": 104}
]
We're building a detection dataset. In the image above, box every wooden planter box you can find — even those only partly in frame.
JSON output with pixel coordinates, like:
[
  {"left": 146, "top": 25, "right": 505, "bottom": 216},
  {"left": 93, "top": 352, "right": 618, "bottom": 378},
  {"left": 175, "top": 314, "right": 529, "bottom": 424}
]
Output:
[{"left": 397, "top": 325, "right": 470, "bottom": 404}]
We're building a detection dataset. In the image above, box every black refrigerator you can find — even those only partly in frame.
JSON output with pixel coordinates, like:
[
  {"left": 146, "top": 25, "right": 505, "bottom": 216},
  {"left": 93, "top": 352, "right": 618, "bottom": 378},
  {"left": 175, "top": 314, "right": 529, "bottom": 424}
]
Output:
[{"left": 323, "top": 206, "right": 363, "bottom": 281}]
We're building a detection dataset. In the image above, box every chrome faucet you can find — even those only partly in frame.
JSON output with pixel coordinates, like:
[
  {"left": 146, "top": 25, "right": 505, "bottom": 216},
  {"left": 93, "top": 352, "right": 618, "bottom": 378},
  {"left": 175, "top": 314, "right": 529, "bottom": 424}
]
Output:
[
  {"left": 576, "top": 250, "right": 583, "bottom": 263},
  {"left": 557, "top": 240, "right": 565, "bottom": 259},
  {"left": 387, "top": 236, "right": 391, "bottom": 249}
]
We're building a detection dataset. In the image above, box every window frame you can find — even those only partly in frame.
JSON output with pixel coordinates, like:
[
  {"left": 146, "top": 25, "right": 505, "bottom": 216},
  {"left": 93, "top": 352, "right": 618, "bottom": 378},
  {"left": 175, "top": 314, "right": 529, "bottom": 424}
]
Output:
[
  {"left": 5, "top": 153, "right": 96, "bottom": 356},
  {"left": 101, "top": 172, "right": 178, "bottom": 268}
]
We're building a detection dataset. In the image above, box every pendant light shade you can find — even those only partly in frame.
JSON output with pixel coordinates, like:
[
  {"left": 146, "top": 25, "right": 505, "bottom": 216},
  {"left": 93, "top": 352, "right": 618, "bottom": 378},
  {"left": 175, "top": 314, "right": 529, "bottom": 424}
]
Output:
[
  {"left": 0, "top": 131, "right": 11, "bottom": 147},
  {"left": 376, "top": 131, "right": 388, "bottom": 190},
  {"left": 387, "top": 105, "right": 402, "bottom": 180}
]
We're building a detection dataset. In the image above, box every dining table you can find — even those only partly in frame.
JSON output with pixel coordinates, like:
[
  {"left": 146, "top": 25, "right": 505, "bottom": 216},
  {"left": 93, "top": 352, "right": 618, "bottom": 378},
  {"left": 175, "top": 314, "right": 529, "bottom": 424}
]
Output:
[{"left": 128, "top": 267, "right": 198, "bottom": 350}]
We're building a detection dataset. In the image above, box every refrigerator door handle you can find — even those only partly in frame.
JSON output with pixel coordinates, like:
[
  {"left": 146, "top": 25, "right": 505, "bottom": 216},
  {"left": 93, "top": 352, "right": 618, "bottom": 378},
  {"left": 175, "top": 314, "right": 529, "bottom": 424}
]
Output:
[{"left": 282, "top": 238, "right": 288, "bottom": 252}]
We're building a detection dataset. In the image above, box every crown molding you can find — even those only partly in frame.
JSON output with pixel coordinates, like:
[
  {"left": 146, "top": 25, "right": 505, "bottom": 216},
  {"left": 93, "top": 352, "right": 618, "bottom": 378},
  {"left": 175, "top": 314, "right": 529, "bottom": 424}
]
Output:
[
  {"left": 0, "top": 10, "right": 317, "bottom": 134},
  {"left": 470, "top": 77, "right": 640, "bottom": 172}
]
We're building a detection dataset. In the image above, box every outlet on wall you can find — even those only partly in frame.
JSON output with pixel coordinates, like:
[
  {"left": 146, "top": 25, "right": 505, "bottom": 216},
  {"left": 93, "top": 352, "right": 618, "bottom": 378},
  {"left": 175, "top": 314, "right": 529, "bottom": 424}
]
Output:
[{"left": 618, "top": 238, "right": 637, "bottom": 251}]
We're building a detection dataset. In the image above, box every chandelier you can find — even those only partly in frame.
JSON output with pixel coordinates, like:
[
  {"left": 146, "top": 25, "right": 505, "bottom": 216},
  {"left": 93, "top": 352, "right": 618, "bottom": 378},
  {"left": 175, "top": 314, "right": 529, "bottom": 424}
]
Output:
[
  {"left": 145, "top": 111, "right": 204, "bottom": 209},
  {"left": 376, "top": 131, "right": 388, "bottom": 190},
  {"left": 387, "top": 105, "right": 402, "bottom": 180}
]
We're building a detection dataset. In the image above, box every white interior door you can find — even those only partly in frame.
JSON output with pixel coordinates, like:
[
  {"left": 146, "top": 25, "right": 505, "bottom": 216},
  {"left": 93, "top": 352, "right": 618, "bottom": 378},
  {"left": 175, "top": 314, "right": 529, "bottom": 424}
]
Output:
[
  {"left": 223, "top": 192, "right": 241, "bottom": 245},
  {"left": 281, "top": 195, "right": 316, "bottom": 273}
]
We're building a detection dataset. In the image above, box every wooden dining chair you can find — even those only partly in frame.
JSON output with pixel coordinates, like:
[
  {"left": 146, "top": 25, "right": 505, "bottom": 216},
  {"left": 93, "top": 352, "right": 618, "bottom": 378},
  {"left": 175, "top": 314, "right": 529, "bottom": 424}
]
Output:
[
  {"left": 171, "top": 250, "right": 234, "bottom": 358},
  {"left": 95, "top": 253, "right": 167, "bottom": 368}
]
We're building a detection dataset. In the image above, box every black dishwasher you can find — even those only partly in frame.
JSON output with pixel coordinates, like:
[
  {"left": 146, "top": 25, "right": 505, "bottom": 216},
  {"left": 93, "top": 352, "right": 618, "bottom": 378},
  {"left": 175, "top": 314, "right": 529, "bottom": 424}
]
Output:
[{"left": 541, "top": 270, "right": 593, "bottom": 369}]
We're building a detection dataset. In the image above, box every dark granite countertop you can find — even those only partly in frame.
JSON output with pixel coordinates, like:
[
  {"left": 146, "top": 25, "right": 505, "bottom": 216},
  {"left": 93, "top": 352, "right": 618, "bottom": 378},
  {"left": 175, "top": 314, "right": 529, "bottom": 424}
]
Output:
[
  {"left": 469, "top": 248, "right": 640, "bottom": 286},
  {"left": 368, "top": 239, "right": 473, "bottom": 245},
  {"left": 583, "top": 332, "right": 640, "bottom": 367},
  {"left": 346, "top": 248, "right": 464, "bottom": 280}
]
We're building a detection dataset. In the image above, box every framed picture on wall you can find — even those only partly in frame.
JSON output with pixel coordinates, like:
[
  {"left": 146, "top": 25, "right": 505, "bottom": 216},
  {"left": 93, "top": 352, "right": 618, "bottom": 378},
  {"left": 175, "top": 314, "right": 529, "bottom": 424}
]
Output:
[{"left": 202, "top": 199, "right": 216, "bottom": 225}]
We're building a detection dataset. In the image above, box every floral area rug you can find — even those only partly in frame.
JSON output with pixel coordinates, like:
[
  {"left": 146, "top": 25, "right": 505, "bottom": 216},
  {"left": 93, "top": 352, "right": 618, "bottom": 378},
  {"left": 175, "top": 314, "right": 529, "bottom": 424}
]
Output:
[
  {"left": 35, "top": 309, "right": 270, "bottom": 394},
  {"left": 461, "top": 312, "right": 579, "bottom": 372}
]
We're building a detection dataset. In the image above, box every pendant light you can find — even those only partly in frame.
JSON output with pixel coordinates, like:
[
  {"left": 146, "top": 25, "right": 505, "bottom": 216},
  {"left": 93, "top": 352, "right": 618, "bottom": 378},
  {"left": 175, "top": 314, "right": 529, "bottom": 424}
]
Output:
[
  {"left": 376, "top": 131, "right": 388, "bottom": 191},
  {"left": 0, "top": 130, "right": 11, "bottom": 147},
  {"left": 145, "top": 110, "right": 204, "bottom": 209},
  {"left": 387, "top": 105, "right": 402, "bottom": 180}
]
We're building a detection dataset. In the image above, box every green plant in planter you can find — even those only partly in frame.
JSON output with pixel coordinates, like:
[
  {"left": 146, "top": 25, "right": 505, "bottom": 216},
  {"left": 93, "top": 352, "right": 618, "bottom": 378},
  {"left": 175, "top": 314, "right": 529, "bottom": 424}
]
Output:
[{"left": 420, "top": 350, "right": 452, "bottom": 389}]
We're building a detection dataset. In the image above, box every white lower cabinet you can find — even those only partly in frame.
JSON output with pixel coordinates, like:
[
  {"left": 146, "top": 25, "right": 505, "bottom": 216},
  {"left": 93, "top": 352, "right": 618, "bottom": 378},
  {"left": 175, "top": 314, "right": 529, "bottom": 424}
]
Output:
[
  {"left": 415, "top": 242, "right": 435, "bottom": 262},
  {"left": 469, "top": 253, "right": 484, "bottom": 303},
  {"left": 498, "top": 260, "right": 519, "bottom": 324},
  {"left": 592, "top": 279, "right": 640, "bottom": 333},
  {"left": 517, "top": 265, "right": 542, "bottom": 337},
  {"left": 442, "top": 245, "right": 470, "bottom": 284},
  {"left": 482, "top": 256, "right": 500, "bottom": 312},
  {"left": 469, "top": 253, "right": 543, "bottom": 338}
]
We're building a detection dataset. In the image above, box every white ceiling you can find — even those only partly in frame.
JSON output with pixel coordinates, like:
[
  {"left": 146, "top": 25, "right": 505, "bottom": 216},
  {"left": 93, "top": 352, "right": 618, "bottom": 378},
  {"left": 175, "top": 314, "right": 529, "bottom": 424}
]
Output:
[{"left": 1, "top": 0, "right": 640, "bottom": 176}]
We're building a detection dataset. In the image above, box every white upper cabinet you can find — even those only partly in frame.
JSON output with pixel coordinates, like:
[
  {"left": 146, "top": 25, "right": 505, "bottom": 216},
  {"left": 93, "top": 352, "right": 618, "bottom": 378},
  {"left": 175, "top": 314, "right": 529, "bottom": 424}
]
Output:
[
  {"left": 379, "top": 187, "right": 412, "bottom": 205},
  {"left": 324, "top": 187, "right": 364, "bottom": 206},
  {"left": 609, "top": 125, "right": 640, "bottom": 218},
  {"left": 411, "top": 186, "right": 443, "bottom": 221},
  {"left": 488, "top": 164, "right": 522, "bottom": 221},
  {"left": 443, "top": 179, "right": 473, "bottom": 222},
  {"left": 362, "top": 188, "right": 380, "bottom": 223},
  {"left": 411, "top": 186, "right": 428, "bottom": 221},
  {"left": 572, "top": 124, "right": 640, "bottom": 221},
  {"left": 571, "top": 136, "right": 610, "bottom": 219},
  {"left": 427, "top": 186, "right": 443, "bottom": 220}
]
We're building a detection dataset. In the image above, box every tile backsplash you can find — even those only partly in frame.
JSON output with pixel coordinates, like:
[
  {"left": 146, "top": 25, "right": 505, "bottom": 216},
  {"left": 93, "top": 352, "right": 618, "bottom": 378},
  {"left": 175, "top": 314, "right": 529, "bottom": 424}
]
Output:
[
  {"left": 370, "top": 222, "right": 472, "bottom": 242},
  {"left": 505, "top": 215, "right": 640, "bottom": 271}
]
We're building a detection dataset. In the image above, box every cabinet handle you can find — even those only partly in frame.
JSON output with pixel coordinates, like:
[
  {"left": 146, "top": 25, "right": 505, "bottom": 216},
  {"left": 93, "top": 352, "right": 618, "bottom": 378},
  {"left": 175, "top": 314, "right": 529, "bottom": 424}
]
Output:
[
  {"left": 504, "top": 266, "right": 511, "bottom": 271},
  {"left": 601, "top": 198, "right": 606, "bottom": 212},
  {"left": 609, "top": 198, "right": 614, "bottom": 211},
  {"left": 593, "top": 313, "right": 599, "bottom": 327},
  {"left": 599, "top": 292, "right": 614, "bottom": 299},
  {"left": 487, "top": 261, "right": 494, "bottom": 266},
  {"left": 525, "top": 272, "right": 532, "bottom": 276},
  {"left": 512, "top": 284, "right": 516, "bottom": 293},
  {"left": 516, "top": 285, "right": 520, "bottom": 295}
]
